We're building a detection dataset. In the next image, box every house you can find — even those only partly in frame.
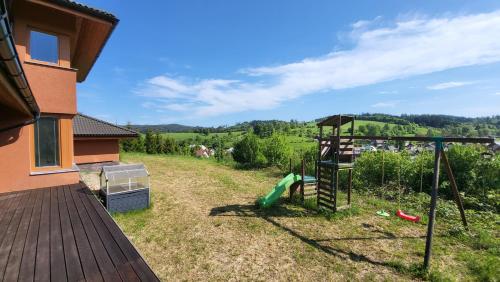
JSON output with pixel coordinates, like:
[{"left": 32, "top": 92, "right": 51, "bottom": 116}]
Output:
[
  {"left": 488, "top": 141, "right": 500, "bottom": 153},
  {"left": 73, "top": 113, "right": 138, "bottom": 164},
  {"left": 0, "top": 1, "right": 158, "bottom": 280},
  {"left": 194, "top": 145, "right": 211, "bottom": 158},
  {"left": 0, "top": 0, "right": 120, "bottom": 192},
  {"left": 361, "top": 145, "right": 377, "bottom": 152}
]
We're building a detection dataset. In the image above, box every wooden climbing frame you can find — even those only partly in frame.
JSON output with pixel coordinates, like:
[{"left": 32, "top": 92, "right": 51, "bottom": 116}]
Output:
[{"left": 316, "top": 115, "right": 355, "bottom": 212}]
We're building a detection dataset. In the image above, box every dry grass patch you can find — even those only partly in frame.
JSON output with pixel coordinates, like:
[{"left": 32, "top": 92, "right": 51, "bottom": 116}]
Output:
[{"left": 112, "top": 153, "right": 499, "bottom": 281}]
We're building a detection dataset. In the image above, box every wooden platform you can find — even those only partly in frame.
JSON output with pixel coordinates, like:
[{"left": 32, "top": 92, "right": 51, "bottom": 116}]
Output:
[{"left": 0, "top": 183, "right": 158, "bottom": 281}]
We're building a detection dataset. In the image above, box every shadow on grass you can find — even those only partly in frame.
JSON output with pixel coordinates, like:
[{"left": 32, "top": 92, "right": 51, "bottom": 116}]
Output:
[
  {"left": 209, "top": 202, "right": 429, "bottom": 278},
  {"left": 209, "top": 199, "right": 312, "bottom": 218}
]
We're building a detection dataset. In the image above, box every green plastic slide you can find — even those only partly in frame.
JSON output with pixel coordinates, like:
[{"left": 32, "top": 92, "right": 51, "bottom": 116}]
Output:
[{"left": 258, "top": 173, "right": 301, "bottom": 208}]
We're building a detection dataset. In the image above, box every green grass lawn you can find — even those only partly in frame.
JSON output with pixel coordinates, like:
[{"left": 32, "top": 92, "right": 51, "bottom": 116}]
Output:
[{"left": 110, "top": 153, "right": 499, "bottom": 281}]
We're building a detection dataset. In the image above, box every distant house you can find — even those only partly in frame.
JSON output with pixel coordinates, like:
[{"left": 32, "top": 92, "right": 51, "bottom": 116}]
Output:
[
  {"left": 489, "top": 142, "right": 500, "bottom": 152},
  {"left": 371, "top": 139, "right": 385, "bottom": 147},
  {"left": 362, "top": 145, "right": 377, "bottom": 152},
  {"left": 424, "top": 143, "right": 435, "bottom": 151},
  {"left": 406, "top": 143, "right": 416, "bottom": 150},
  {"left": 73, "top": 113, "right": 138, "bottom": 164},
  {"left": 386, "top": 145, "right": 398, "bottom": 152},
  {"left": 194, "top": 145, "right": 210, "bottom": 158}
]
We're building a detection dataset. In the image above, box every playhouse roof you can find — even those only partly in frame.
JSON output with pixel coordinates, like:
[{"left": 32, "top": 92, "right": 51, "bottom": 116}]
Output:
[
  {"left": 73, "top": 113, "right": 138, "bottom": 138},
  {"left": 317, "top": 115, "right": 354, "bottom": 127}
]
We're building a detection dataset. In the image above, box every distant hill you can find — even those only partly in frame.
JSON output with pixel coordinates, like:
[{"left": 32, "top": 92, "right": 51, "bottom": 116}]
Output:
[
  {"left": 130, "top": 124, "right": 229, "bottom": 133},
  {"left": 130, "top": 124, "right": 201, "bottom": 133},
  {"left": 128, "top": 113, "right": 499, "bottom": 137}
]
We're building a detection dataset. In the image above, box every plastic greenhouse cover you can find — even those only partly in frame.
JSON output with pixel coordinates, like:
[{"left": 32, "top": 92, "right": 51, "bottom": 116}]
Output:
[{"left": 101, "top": 164, "right": 149, "bottom": 180}]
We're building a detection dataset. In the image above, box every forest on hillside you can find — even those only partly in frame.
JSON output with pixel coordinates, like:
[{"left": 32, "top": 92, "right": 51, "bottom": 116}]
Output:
[{"left": 129, "top": 113, "right": 500, "bottom": 138}]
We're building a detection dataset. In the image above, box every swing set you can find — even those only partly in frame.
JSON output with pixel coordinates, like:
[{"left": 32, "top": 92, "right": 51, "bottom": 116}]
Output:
[
  {"left": 377, "top": 151, "right": 421, "bottom": 222},
  {"left": 289, "top": 115, "right": 495, "bottom": 270}
]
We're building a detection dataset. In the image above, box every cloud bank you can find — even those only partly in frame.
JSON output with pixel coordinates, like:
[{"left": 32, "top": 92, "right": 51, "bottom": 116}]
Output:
[{"left": 138, "top": 10, "right": 500, "bottom": 117}]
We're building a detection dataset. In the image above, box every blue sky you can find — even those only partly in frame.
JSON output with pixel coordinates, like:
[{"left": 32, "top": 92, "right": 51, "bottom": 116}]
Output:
[{"left": 77, "top": 0, "right": 500, "bottom": 126}]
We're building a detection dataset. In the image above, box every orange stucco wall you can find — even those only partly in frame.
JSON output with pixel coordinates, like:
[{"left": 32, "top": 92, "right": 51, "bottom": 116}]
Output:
[
  {"left": 0, "top": 123, "right": 79, "bottom": 193},
  {"left": 74, "top": 139, "right": 120, "bottom": 164},
  {"left": 13, "top": 3, "right": 77, "bottom": 115},
  {"left": 0, "top": 3, "right": 81, "bottom": 192}
]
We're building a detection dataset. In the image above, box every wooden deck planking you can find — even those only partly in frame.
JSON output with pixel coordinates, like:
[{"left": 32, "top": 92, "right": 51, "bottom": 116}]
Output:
[
  {"left": 35, "top": 188, "right": 51, "bottom": 282},
  {"left": 80, "top": 183, "right": 158, "bottom": 282},
  {"left": 3, "top": 191, "right": 36, "bottom": 281},
  {"left": 62, "top": 185, "right": 103, "bottom": 282},
  {"left": 18, "top": 189, "right": 43, "bottom": 282},
  {"left": 0, "top": 191, "right": 28, "bottom": 279},
  {"left": 58, "top": 187, "right": 85, "bottom": 282},
  {"left": 0, "top": 183, "right": 159, "bottom": 282},
  {"left": 50, "top": 187, "right": 67, "bottom": 282},
  {"left": 76, "top": 185, "right": 140, "bottom": 281}
]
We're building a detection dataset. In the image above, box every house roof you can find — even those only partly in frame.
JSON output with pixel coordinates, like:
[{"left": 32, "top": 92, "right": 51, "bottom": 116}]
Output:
[
  {"left": 73, "top": 113, "right": 138, "bottom": 138},
  {"left": 45, "top": 0, "right": 118, "bottom": 23}
]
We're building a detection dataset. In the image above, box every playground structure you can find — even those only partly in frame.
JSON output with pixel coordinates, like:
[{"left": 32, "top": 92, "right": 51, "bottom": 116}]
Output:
[{"left": 260, "top": 114, "right": 495, "bottom": 270}]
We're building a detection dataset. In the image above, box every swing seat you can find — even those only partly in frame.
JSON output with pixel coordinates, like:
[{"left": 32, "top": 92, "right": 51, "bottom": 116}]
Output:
[{"left": 396, "top": 209, "right": 420, "bottom": 223}]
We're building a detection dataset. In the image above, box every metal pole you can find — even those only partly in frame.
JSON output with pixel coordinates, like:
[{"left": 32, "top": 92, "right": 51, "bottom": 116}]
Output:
[{"left": 423, "top": 140, "right": 442, "bottom": 270}]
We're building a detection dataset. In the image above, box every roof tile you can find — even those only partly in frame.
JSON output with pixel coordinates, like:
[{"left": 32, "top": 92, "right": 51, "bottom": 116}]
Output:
[{"left": 73, "top": 113, "right": 138, "bottom": 137}]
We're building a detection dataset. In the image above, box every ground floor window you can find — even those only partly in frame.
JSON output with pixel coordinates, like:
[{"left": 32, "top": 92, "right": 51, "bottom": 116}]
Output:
[{"left": 34, "top": 117, "right": 60, "bottom": 167}]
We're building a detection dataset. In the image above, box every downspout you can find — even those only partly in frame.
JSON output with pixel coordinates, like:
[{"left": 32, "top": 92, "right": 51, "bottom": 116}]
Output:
[{"left": 0, "top": 0, "right": 40, "bottom": 132}]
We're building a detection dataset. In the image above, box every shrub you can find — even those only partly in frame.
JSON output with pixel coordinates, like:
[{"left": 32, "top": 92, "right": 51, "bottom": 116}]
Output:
[
  {"left": 263, "top": 133, "right": 292, "bottom": 168},
  {"left": 232, "top": 133, "right": 266, "bottom": 167}
]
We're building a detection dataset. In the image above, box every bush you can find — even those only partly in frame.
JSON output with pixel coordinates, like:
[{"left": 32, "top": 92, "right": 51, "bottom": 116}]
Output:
[
  {"left": 232, "top": 133, "right": 266, "bottom": 167},
  {"left": 352, "top": 146, "right": 499, "bottom": 211},
  {"left": 263, "top": 133, "right": 291, "bottom": 168}
]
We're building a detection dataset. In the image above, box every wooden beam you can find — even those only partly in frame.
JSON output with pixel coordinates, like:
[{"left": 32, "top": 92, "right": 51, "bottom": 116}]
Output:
[
  {"left": 339, "top": 135, "right": 494, "bottom": 144},
  {"left": 71, "top": 17, "right": 83, "bottom": 62},
  {"left": 440, "top": 150, "right": 468, "bottom": 227},
  {"left": 424, "top": 141, "right": 442, "bottom": 270}
]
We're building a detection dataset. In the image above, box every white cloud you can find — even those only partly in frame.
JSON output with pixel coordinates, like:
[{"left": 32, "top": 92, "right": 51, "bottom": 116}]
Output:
[
  {"left": 378, "top": 90, "right": 399, "bottom": 94},
  {"left": 427, "top": 81, "right": 477, "bottom": 90},
  {"left": 371, "top": 101, "right": 399, "bottom": 108},
  {"left": 138, "top": 10, "right": 500, "bottom": 117}
]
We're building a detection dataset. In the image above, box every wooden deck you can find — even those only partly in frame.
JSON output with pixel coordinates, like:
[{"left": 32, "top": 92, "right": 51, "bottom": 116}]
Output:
[{"left": 0, "top": 183, "right": 158, "bottom": 281}]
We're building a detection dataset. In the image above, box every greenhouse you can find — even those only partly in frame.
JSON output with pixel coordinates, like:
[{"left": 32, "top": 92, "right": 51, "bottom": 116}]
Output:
[{"left": 100, "top": 164, "right": 150, "bottom": 212}]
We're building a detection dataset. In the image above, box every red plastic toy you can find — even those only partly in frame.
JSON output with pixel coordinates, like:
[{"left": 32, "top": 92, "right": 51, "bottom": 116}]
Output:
[{"left": 396, "top": 209, "right": 420, "bottom": 223}]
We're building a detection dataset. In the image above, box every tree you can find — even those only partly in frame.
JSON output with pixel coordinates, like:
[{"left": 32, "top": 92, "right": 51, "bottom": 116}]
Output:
[
  {"left": 263, "top": 133, "right": 291, "bottom": 168},
  {"left": 366, "top": 124, "right": 381, "bottom": 136},
  {"left": 162, "top": 136, "right": 178, "bottom": 154},
  {"left": 358, "top": 125, "right": 367, "bottom": 135},
  {"left": 131, "top": 135, "right": 145, "bottom": 152},
  {"left": 144, "top": 130, "right": 156, "bottom": 154},
  {"left": 153, "top": 133, "right": 163, "bottom": 153},
  {"left": 120, "top": 122, "right": 135, "bottom": 152},
  {"left": 232, "top": 133, "right": 266, "bottom": 167}
]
